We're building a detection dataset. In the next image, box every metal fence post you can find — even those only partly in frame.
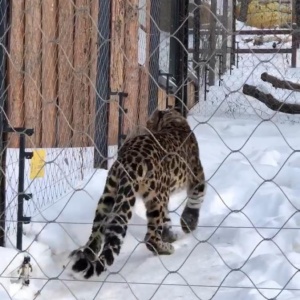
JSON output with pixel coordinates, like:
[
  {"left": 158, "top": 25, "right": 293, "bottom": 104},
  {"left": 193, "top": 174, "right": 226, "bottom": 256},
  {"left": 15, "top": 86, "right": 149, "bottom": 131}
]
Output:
[
  {"left": 231, "top": 0, "right": 237, "bottom": 67},
  {"left": 193, "top": 0, "right": 201, "bottom": 105},
  {"left": 221, "top": 0, "right": 229, "bottom": 74},
  {"left": 94, "top": 0, "right": 111, "bottom": 169},
  {"left": 208, "top": 0, "right": 217, "bottom": 86},
  {"left": 16, "top": 132, "right": 33, "bottom": 250},
  {"left": 148, "top": 0, "right": 161, "bottom": 115},
  {"left": 172, "top": 0, "right": 189, "bottom": 116},
  {"left": 0, "top": 0, "right": 9, "bottom": 247}
]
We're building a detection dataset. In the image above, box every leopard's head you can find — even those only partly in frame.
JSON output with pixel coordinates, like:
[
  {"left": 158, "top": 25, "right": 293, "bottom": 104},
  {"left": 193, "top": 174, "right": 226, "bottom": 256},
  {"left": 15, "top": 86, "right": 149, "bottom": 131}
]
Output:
[{"left": 146, "top": 107, "right": 190, "bottom": 132}]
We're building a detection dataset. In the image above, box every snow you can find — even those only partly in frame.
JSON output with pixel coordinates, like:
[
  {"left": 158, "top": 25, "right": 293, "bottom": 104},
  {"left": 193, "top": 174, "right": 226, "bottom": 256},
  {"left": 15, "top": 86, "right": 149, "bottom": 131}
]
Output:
[
  {"left": 4, "top": 147, "right": 95, "bottom": 242},
  {"left": 1, "top": 112, "right": 300, "bottom": 299}
]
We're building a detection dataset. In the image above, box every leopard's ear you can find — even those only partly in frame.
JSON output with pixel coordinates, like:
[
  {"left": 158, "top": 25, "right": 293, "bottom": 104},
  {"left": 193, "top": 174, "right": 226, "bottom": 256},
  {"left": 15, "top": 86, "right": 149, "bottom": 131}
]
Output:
[
  {"left": 173, "top": 106, "right": 183, "bottom": 114},
  {"left": 158, "top": 110, "right": 164, "bottom": 119}
]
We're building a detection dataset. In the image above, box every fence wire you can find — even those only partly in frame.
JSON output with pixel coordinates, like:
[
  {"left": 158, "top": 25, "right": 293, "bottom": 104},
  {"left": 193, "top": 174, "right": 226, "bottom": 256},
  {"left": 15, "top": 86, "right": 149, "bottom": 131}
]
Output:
[{"left": 1, "top": 0, "right": 300, "bottom": 299}]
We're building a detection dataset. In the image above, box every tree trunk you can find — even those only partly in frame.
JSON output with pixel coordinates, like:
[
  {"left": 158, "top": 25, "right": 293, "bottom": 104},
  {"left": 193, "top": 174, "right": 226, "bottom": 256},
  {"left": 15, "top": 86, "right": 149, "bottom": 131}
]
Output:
[
  {"left": 261, "top": 72, "right": 300, "bottom": 92},
  {"left": 243, "top": 84, "right": 300, "bottom": 114}
]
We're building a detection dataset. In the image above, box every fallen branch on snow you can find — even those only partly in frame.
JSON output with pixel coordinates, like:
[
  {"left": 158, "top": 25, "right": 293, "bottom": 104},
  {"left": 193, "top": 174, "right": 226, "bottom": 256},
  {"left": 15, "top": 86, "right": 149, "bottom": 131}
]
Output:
[
  {"left": 261, "top": 72, "right": 300, "bottom": 92},
  {"left": 243, "top": 84, "right": 300, "bottom": 114}
]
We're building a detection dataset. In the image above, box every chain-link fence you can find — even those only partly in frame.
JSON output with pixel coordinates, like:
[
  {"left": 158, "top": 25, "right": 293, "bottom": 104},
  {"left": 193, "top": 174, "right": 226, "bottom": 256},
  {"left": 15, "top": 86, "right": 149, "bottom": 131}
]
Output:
[{"left": 1, "top": 0, "right": 300, "bottom": 299}]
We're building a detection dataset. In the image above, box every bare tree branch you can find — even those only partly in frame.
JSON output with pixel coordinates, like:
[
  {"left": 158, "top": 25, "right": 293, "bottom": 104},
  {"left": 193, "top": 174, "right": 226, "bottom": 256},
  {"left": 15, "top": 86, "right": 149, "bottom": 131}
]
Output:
[
  {"left": 243, "top": 84, "right": 300, "bottom": 114},
  {"left": 261, "top": 72, "right": 300, "bottom": 92}
]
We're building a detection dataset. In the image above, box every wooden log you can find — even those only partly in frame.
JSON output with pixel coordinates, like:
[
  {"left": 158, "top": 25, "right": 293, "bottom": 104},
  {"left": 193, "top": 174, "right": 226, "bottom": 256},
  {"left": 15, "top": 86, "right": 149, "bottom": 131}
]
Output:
[
  {"left": 123, "top": 0, "right": 139, "bottom": 135},
  {"left": 108, "top": 0, "right": 126, "bottom": 145},
  {"left": 261, "top": 72, "right": 300, "bottom": 92},
  {"left": 24, "top": 0, "right": 42, "bottom": 148},
  {"left": 42, "top": 0, "right": 58, "bottom": 147},
  {"left": 243, "top": 83, "right": 300, "bottom": 114},
  {"left": 72, "top": 0, "right": 90, "bottom": 147},
  {"left": 57, "top": 0, "right": 74, "bottom": 147},
  {"left": 7, "top": 1, "right": 25, "bottom": 147},
  {"left": 88, "top": 0, "right": 99, "bottom": 146}
]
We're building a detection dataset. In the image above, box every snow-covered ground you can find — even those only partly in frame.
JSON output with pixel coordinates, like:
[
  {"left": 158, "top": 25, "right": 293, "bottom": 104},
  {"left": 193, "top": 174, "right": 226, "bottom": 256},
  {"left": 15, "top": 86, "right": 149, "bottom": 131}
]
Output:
[
  {"left": 1, "top": 112, "right": 300, "bottom": 300},
  {"left": 193, "top": 20, "right": 300, "bottom": 123}
]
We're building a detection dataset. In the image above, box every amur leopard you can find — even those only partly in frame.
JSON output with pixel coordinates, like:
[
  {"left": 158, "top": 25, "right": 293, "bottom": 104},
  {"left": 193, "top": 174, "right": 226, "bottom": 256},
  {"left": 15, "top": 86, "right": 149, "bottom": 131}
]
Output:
[{"left": 70, "top": 107, "right": 206, "bottom": 279}]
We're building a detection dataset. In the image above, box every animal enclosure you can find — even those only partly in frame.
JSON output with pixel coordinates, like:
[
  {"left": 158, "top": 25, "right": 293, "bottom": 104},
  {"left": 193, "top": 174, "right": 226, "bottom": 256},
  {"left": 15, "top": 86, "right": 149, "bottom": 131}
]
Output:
[{"left": 0, "top": 0, "right": 300, "bottom": 299}]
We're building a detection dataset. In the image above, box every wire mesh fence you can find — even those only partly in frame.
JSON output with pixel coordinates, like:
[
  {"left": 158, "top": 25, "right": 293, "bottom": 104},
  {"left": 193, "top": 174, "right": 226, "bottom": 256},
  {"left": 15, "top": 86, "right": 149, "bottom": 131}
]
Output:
[{"left": 0, "top": 0, "right": 300, "bottom": 299}]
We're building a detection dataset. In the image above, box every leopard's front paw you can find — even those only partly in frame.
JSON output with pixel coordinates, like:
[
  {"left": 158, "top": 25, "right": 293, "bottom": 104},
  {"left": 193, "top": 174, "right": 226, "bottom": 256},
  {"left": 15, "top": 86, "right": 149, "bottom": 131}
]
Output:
[
  {"left": 180, "top": 207, "right": 199, "bottom": 233},
  {"left": 162, "top": 226, "right": 178, "bottom": 243}
]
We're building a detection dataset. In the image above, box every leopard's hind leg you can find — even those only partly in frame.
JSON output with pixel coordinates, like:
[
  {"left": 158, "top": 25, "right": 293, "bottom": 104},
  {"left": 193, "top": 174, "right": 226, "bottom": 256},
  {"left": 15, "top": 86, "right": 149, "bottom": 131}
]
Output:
[
  {"left": 181, "top": 158, "right": 206, "bottom": 233},
  {"left": 70, "top": 172, "right": 118, "bottom": 278},
  {"left": 71, "top": 172, "right": 136, "bottom": 278},
  {"left": 93, "top": 181, "right": 136, "bottom": 276},
  {"left": 161, "top": 206, "right": 177, "bottom": 243},
  {"left": 143, "top": 183, "right": 174, "bottom": 255}
]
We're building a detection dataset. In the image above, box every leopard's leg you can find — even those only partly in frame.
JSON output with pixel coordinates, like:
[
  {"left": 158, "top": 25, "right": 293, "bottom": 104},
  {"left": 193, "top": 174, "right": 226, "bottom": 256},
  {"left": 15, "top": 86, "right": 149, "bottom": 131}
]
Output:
[
  {"left": 93, "top": 183, "right": 136, "bottom": 277},
  {"left": 143, "top": 187, "right": 174, "bottom": 255},
  {"left": 161, "top": 206, "right": 177, "bottom": 243},
  {"left": 181, "top": 159, "right": 206, "bottom": 233},
  {"left": 70, "top": 173, "right": 118, "bottom": 277}
]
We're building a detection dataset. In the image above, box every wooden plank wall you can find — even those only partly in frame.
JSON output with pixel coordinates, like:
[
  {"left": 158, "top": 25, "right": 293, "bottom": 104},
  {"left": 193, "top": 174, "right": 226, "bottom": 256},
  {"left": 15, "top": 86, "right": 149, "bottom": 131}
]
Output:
[
  {"left": 108, "top": 0, "right": 126, "bottom": 145},
  {"left": 88, "top": 0, "right": 99, "bottom": 145},
  {"left": 24, "top": 0, "right": 41, "bottom": 148},
  {"left": 7, "top": 0, "right": 98, "bottom": 148},
  {"left": 42, "top": 0, "right": 57, "bottom": 148},
  {"left": 7, "top": 0, "right": 156, "bottom": 149},
  {"left": 7, "top": 1, "right": 25, "bottom": 147},
  {"left": 108, "top": 0, "right": 153, "bottom": 146},
  {"left": 122, "top": 0, "right": 140, "bottom": 136},
  {"left": 57, "top": 0, "right": 74, "bottom": 147}
]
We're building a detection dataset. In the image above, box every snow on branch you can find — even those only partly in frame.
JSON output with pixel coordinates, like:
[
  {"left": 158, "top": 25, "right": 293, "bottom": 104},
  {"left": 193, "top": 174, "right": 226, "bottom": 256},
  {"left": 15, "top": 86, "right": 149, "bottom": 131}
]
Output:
[
  {"left": 243, "top": 84, "right": 300, "bottom": 114},
  {"left": 261, "top": 72, "right": 300, "bottom": 92}
]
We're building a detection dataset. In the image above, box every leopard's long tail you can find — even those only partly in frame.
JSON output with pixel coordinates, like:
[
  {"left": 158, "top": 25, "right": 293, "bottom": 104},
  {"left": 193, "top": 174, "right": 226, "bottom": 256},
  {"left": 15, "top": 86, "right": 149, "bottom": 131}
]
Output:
[{"left": 70, "top": 170, "right": 136, "bottom": 279}]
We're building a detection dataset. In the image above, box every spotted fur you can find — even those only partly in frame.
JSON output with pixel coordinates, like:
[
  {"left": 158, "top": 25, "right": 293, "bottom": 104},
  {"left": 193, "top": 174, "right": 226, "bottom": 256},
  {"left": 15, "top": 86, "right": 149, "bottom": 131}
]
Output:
[{"left": 69, "top": 107, "right": 206, "bottom": 278}]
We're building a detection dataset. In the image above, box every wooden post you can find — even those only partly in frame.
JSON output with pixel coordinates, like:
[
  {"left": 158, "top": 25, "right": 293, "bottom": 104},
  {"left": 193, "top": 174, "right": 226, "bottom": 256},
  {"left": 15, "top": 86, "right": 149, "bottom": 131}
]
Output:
[
  {"left": 123, "top": 0, "right": 139, "bottom": 135},
  {"left": 88, "top": 0, "right": 99, "bottom": 146},
  {"left": 73, "top": 0, "right": 90, "bottom": 147},
  {"left": 57, "top": 0, "right": 74, "bottom": 147},
  {"left": 42, "top": 0, "right": 58, "bottom": 148},
  {"left": 158, "top": 88, "right": 175, "bottom": 109},
  {"left": 187, "top": 80, "right": 195, "bottom": 109},
  {"left": 7, "top": 1, "right": 25, "bottom": 147},
  {"left": 23, "top": 0, "right": 42, "bottom": 148},
  {"left": 108, "top": 0, "right": 126, "bottom": 146}
]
